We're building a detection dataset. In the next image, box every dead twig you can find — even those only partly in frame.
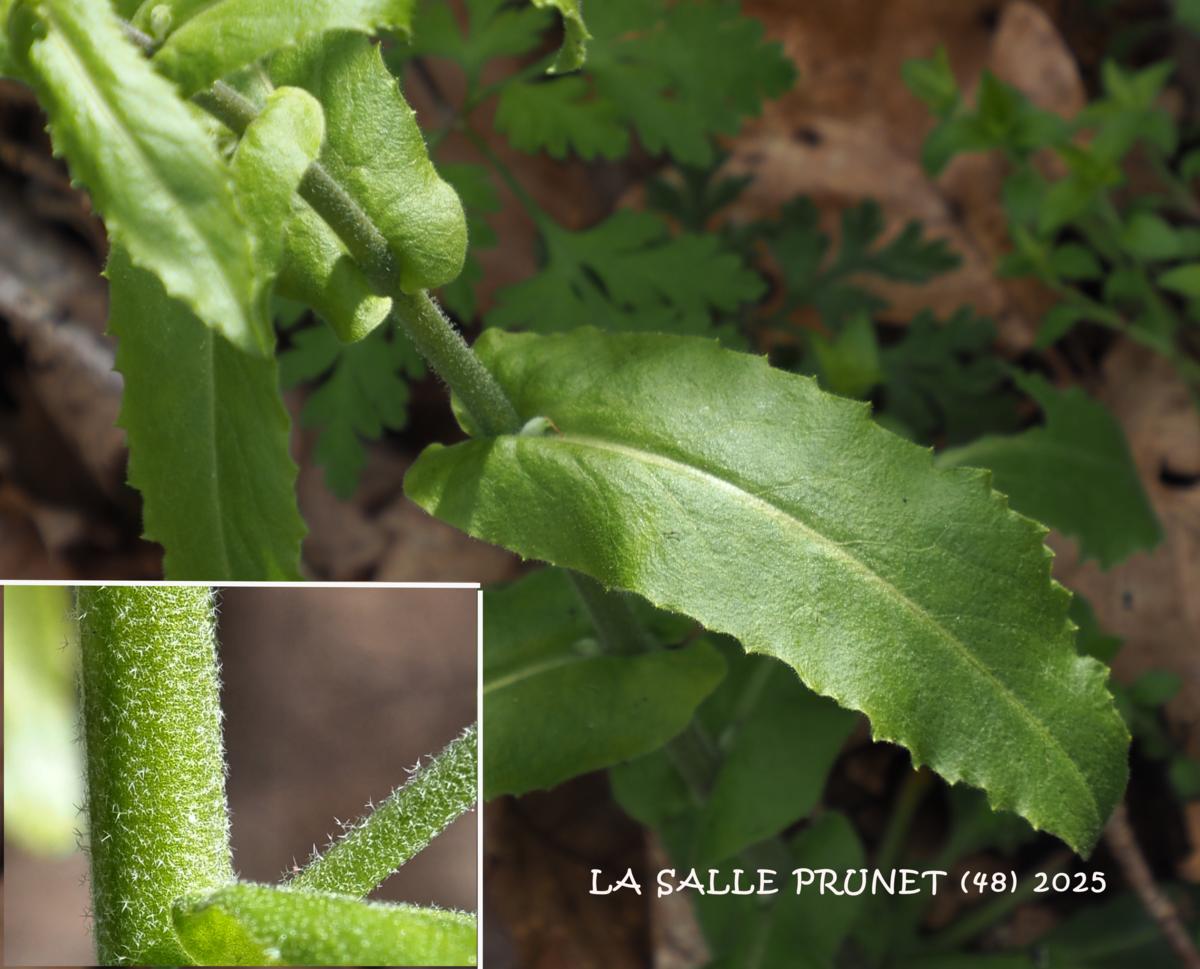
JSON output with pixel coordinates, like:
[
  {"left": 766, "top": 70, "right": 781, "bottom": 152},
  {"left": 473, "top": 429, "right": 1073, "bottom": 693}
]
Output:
[{"left": 1105, "top": 801, "right": 1200, "bottom": 969}]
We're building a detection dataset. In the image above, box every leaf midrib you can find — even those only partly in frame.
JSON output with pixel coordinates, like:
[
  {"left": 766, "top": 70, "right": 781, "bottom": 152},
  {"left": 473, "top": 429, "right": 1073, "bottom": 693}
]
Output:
[
  {"left": 483, "top": 652, "right": 585, "bottom": 696},
  {"left": 536, "top": 430, "right": 1099, "bottom": 828}
]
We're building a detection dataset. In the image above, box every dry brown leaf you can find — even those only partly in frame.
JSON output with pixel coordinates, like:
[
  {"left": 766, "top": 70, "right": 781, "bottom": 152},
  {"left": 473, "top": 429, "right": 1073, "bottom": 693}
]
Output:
[
  {"left": 1049, "top": 343, "right": 1200, "bottom": 752},
  {"left": 727, "top": 0, "right": 1080, "bottom": 348}
]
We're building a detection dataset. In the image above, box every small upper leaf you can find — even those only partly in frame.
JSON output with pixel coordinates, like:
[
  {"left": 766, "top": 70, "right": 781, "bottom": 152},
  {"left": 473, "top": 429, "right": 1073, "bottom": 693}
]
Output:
[
  {"left": 231, "top": 86, "right": 324, "bottom": 285},
  {"left": 142, "top": 0, "right": 417, "bottom": 96},
  {"left": 173, "top": 882, "right": 477, "bottom": 967},
  {"left": 12, "top": 0, "right": 268, "bottom": 355},
  {"left": 939, "top": 374, "right": 1162, "bottom": 569},
  {"left": 271, "top": 33, "right": 467, "bottom": 293},
  {"left": 407, "top": 328, "right": 1129, "bottom": 855}
]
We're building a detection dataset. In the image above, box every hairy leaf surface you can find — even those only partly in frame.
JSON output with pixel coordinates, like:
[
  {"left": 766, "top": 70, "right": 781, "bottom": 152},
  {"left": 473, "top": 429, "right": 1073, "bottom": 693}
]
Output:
[
  {"left": 484, "top": 569, "right": 726, "bottom": 798},
  {"left": 109, "top": 248, "right": 304, "bottom": 579},
  {"left": 11, "top": 0, "right": 268, "bottom": 355},
  {"left": 271, "top": 33, "right": 467, "bottom": 293},
  {"left": 407, "top": 328, "right": 1129, "bottom": 854},
  {"left": 231, "top": 86, "right": 324, "bottom": 286},
  {"left": 276, "top": 208, "right": 393, "bottom": 344},
  {"left": 939, "top": 374, "right": 1161, "bottom": 569},
  {"left": 142, "top": 0, "right": 416, "bottom": 96},
  {"left": 173, "top": 883, "right": 477, "bottom": 967}
]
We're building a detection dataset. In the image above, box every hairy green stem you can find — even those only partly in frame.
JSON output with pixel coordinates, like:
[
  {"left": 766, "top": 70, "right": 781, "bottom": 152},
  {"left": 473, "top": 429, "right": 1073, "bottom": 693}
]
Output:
[
  {"left": 122, "top": 20, "right": 519, "bottom": 437},
  {"left": 76, "top": 586, "right": 232, "bottom": 966},
  {"left": 289, "top": 724, "right": 479, "bottom": 897},
  {"left": 391, "top": 291, "right": 522, "bottom": 436},
  {"left": 568, "top": 573, "right": 659, "bottom": 656}
]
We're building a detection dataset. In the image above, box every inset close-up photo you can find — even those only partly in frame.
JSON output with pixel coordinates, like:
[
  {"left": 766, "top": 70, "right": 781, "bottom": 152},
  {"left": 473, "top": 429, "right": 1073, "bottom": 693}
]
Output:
[{"left": 4, "top": 583, "right": 479, "bottom": 966}]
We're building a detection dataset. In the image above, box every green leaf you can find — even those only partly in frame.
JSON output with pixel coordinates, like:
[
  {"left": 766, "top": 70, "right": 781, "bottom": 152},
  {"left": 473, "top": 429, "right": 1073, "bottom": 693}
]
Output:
[
  {"left": 12, "top": 0, "right": 267, "bottom": 355},
  {"left": 1049, "top": 243, "right": 1103, "bottom": 280},
  {"left": 438, "top": 162, "right": 502, "bottom": 320},
  {"left": 694, "top": 648, "right": 856, "bottom": 864},
  {"left": 109, "top": 247, "right": 304, "bottom": 579},
  {"left": 1182, "top": 148, "right": 1200, "bottom": 182},
  {"left": 1158, "top": 263, "right": 1200, "bottom": 298},
  {"left": 1002, "top": 166, "right": 1047, "bottom": 226},
  {"left": 3, "top": 585, "right": 82, "bottom": 856},
  {"left": 1128, "top": 669, "right": 1181, "bottom": 707},
  {"left": 939, "top": 374, "right": 1162, "bottom": 569},
  {"left": 612, "top": 747, "right": 866, "bottom": 969},
  {"left": 275, "top": 202, "right": 394, "bottom": 344},
  {"left": 272, "top": 32, "right": 467, "bottom": 293},
  {"left": 1181, "top": 0, "right": 1200, "bottom": 32},
  {"left": 880, "top": 309, "right": 1019, "bottom": 445},
  {"left": 231, "top": 86, "right": 324, "bottom": 285},
  {"left": 761, "top": 199, "right": 958, "bottom": 328},
  {"left": 406, "top": 328, "right": 1129, "bottom": 855},
  {"left": 530, "top": 0, "right": 589, "bottom": 72},
  {"left": 1170, "top": 757, "right": 1200, "bottom": 799},
  {"left": 902, "top": 47, "right": 959, "bottom": 118},
  {"left": 173, "top": 883, "right": 477, "bottom": 967},
  {"left": 1121, "top": 211, "right": 1186, "bottom": 262},
  {"left": 496, "top": 76, "right": 628, "bottom": 161},
  {"left": 698, "top": 813, "right": 866, "bottom": 968},
  {"left": 497, "top": 0, "right": 794, "bottom": 166},
  {"left": 488, "top": 211, "right": 763, "bottom": 337},
  {"left": 1037, "top": 302, "right": 1093, "bottom": 347},
  {"left": 279, "top": 318, "right": 423, "bottom": 500},
  {"left": 0, "top": 0, "right": 20, "bottom": 78},
  {"left": 895, "top": 956, "right": 1031, "bottom": 969},
  {"left": 143, "top": 0, "right": 417, "bottom": 97},
  {"left": 1037, "top": 890, "right": 1192, "bottom": 968},
  {"left": 812, "top": 312, "right": 883, "bottom": 399},
  {"left": 483, "top": 569, "right": 726, "bottom": 798},
  {"left": 398, "top": 0, "right": 548, "bottom": 84}
]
